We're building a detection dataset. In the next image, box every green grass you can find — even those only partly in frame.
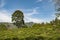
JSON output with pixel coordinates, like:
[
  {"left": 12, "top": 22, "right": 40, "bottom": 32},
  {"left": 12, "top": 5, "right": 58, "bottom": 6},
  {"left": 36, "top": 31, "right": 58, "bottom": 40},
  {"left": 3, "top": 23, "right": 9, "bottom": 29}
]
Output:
[{"left": 0, "top": 24, "right": 60, "bottom": 40}]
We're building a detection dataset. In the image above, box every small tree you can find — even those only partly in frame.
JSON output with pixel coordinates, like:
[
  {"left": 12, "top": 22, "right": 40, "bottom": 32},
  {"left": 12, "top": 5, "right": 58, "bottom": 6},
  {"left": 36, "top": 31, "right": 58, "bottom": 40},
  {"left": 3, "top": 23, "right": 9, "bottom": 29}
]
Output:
[{"left": 12, "top": 10, "right": 25, "bottom": 28}]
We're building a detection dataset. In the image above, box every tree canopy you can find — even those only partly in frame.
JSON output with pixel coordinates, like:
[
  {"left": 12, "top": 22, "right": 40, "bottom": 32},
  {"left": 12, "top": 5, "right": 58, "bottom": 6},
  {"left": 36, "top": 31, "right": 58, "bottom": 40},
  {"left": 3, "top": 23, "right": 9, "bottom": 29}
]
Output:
[{"left": 12, "top": 10, "right": 25, "bottom": 28}]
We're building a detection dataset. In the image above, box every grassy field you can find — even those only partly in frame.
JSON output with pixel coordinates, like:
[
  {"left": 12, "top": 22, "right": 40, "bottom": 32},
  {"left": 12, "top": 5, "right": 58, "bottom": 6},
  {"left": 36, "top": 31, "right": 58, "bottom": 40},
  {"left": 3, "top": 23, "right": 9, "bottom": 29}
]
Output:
[{"left": 0, "top": 23, "right": 60, "bottom": 40}]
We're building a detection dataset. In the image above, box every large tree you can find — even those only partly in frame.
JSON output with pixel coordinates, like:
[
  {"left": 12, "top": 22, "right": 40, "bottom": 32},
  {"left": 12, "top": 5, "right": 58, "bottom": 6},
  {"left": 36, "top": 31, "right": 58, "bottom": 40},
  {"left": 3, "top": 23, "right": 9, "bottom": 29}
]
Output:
[
  {"left": 12, "top": 10, "right": 25, "bottom": 28},
  {"left": 54, "top": 0, "right": 60, "bottom": 17}
]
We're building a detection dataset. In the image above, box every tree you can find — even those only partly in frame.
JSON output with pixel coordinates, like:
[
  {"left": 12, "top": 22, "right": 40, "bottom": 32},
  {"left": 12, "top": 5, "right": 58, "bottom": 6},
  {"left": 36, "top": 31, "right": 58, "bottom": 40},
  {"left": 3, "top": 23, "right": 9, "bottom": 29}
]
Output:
[
  {"left": 12, "top": 10, "right": 25, "bottom": 28},
  {"left": 55, "top": 13, "right": 60, "bottom": 17},
  {"left": 54, "top": 0, "right": 60, "bottom": 26}
]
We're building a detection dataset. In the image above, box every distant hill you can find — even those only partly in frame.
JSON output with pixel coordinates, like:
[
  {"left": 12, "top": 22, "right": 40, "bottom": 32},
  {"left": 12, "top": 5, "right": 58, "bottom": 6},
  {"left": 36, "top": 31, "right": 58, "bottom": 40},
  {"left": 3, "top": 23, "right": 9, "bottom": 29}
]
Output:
[
  {"left": 0, "top": 22, "right": 35, "bottom": 28},
  {"left": 25, "top": 22, "right": 34, "bottom": 27},
  {"left": 0, "top": 22, "right": 17, "bottom": 29}
]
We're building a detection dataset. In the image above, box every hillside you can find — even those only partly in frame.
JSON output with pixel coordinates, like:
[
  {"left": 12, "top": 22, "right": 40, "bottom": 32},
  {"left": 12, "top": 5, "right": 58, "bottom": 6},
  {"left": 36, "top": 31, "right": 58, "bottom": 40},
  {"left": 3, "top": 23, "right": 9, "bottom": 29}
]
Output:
[{"left": 0, "top": 22, "right": 60, "bottom": 40}]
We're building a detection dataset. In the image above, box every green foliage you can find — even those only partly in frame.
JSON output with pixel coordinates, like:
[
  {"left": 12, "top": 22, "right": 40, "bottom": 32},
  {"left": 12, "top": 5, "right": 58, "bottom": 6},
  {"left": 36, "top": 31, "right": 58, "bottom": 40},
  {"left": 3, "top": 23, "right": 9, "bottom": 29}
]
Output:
[
  {"left": 0, "top": 24, "right": 7, "bottom": 30},
  {"left": 0, "top": 23, "right": 60, "bottom": 40},
  {"left": 12, "top": 10, "right": 25, "bottom": 28}
]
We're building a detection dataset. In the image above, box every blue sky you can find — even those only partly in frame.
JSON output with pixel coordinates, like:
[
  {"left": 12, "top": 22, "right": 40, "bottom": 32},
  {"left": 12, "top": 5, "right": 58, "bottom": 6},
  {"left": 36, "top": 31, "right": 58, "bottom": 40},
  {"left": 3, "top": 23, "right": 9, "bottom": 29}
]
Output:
[{"left": 0, "top": 0, "right": 56, "bottom": 23}]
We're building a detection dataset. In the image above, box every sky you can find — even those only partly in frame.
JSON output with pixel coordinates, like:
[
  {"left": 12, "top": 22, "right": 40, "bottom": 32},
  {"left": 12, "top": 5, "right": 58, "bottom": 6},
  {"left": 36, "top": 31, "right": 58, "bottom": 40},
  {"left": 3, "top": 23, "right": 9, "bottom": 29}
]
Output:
[{"left": 0, "top": 0, "right": 56, "bottom": 23}]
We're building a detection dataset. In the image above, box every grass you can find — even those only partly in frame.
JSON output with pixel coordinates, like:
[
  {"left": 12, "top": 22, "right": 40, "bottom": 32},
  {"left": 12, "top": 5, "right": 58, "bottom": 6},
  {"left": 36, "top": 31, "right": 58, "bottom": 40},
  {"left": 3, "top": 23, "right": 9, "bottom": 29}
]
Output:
[{"left": 0, "top": 24, "right": 60, "bottom": 40}]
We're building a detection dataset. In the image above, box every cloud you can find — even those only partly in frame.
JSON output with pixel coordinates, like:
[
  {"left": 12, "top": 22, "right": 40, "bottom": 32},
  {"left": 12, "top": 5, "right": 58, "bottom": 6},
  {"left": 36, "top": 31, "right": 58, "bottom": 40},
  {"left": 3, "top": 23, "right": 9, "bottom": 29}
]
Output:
[
  {"left": 24, "top": 7, "right": 44, "bottom": 23},
  {"left": 25, "top": 9, "right": 39, "bottom": 16},
  {"left": 24, "top": 17, "right": 43, "bottom": 23},
  {"left": 24, "top": 7, "right": 56, "bottom": 23},
  {"left": 25, "top": 7, "right": 39, "bottom": 15},
  {"left": 36, "top": 0, "right": 42, "bottom": 3},
  {"left": 0, "top": 10, "right": 11, "bottom": 22},
  {"left": 0, "top": 0, "right": 5, "bottom": 8}
]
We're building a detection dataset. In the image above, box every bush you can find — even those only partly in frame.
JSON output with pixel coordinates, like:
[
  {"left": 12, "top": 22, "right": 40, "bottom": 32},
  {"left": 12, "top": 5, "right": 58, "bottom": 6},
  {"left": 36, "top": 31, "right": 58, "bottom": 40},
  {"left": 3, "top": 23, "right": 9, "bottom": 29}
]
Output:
[{"left": 0, "top": 24, "right": 7, "bottom": 30}]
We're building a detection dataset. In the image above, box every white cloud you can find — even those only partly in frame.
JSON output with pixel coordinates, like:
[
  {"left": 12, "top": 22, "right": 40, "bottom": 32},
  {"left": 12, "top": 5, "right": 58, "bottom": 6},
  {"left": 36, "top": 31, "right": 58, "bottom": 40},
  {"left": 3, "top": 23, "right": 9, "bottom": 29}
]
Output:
[
  {"left": 0, "top": 0, "right": 5, "bottom": 8},
  {"left": 36, "top": 0, "right": 42, "bottom": 3},
  {"left": 25, "top": 9, "right": 39, "bottom": 16},
  {"left": 24, "top": 8, "right": 44, "bottom": 23},
  {"left": 24, "top": 17, "right": 43, "bottom": 23},
  {"left": 25, "top": 7, "right": 39, "bottom": 16},
  {"left": 0, "top": 10, "right": 11, "bottom": 22},
  {"left": 24, "top": 7, "right": 56, "bottom": 23}
]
